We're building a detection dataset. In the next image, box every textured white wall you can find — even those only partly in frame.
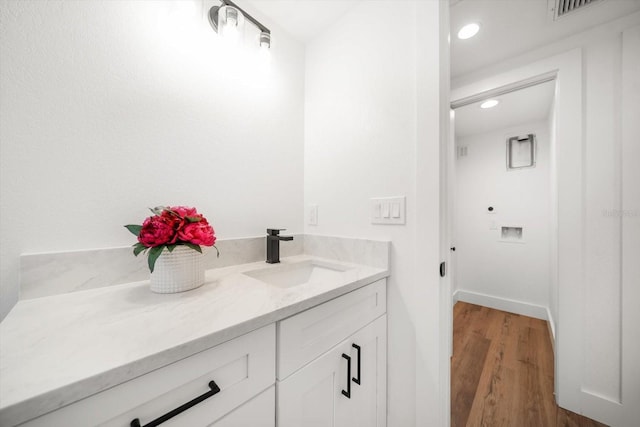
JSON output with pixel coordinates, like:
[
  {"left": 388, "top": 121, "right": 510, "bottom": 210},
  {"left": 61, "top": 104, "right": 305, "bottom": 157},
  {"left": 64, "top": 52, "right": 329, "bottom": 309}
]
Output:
[
  {"left": 304, "top": 1, "right": 444, "bottom": 424},
  {"left": 0, "top": 0, "right": 305, "bottom": 319},
  {"left": 455, "top": 121, "right": 551, "bottom": 308}
]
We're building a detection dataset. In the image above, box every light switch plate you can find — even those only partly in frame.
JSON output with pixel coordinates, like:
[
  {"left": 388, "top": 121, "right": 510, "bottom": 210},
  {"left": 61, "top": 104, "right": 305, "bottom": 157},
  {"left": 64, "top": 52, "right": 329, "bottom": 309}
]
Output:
[{"left": 371, "top": 196, "right": 406, "bottom": 225}]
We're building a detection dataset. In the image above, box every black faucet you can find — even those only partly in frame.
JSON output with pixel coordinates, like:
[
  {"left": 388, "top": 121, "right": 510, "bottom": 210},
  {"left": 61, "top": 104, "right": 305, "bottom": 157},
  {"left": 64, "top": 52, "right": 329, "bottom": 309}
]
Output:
[{"left": 266, "top": 228, "right": 294, "bottom": 264}]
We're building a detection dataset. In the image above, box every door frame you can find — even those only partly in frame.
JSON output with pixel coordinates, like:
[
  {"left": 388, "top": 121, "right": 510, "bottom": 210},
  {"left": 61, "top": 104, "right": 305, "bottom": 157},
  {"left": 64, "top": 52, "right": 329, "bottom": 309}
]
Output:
[{"left": 449, "top": 48, "right": 585, "bottom": 417}]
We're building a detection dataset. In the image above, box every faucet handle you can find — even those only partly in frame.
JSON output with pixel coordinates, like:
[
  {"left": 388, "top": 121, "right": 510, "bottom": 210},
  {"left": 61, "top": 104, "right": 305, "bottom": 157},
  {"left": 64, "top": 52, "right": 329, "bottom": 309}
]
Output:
[{"left": 267, "top": 228, "right": 286, "bottom": 236}]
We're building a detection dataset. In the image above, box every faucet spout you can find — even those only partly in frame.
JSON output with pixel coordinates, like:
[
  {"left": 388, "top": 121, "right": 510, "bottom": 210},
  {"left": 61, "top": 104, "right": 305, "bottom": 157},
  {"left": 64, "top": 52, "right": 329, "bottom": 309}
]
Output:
[{"left": 266, "top": 228, "right": 293, "bottom": 263}]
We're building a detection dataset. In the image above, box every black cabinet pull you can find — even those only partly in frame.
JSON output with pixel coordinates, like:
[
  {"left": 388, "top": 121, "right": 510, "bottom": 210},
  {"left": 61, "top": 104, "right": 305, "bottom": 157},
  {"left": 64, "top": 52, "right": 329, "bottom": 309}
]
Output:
[
  {"left": 130, "top": 380, "right": 221, "bottom": 427},
  {"left": 341, "top": 353, "right": 351, "bottom": 399},
  {"left": 352, "top": 344, "right": 361, "bottom": 385}
]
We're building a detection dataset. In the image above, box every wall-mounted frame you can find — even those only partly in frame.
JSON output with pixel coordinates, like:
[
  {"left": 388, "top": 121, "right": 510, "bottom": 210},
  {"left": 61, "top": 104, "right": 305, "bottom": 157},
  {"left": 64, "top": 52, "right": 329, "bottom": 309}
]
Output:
[{"left": 506, "top": 133, "right": 536, "bottom": 170}]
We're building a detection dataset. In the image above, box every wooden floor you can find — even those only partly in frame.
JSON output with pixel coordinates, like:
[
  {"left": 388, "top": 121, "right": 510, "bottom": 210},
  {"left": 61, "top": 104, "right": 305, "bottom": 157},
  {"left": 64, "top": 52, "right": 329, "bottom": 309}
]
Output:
[{"left": 451, "top": 302, "right": 608, "bottom": 427}]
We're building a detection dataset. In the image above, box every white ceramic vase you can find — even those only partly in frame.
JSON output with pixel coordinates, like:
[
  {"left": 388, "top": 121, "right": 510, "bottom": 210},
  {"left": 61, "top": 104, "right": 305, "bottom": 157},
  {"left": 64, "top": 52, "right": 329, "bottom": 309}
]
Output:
[{"left": 149, "top": 246, "right": 205, "bottom": 293}]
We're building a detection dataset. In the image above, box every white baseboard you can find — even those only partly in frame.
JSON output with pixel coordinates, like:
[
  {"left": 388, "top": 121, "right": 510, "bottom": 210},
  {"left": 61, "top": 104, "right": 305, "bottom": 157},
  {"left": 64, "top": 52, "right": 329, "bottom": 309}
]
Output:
[
  {"left": 453, "top": 289, "right": 548, "bottom": 320},
  {"left": 546, "top": 306, "right": 556, "bottom": 341}
]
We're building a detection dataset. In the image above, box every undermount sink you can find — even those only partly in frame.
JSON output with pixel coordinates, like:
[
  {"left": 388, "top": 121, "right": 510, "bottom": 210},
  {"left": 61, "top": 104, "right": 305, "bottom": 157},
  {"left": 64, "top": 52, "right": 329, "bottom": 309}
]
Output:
[{"left": 244, "top": 260, "right": 352, "bottom": 288}]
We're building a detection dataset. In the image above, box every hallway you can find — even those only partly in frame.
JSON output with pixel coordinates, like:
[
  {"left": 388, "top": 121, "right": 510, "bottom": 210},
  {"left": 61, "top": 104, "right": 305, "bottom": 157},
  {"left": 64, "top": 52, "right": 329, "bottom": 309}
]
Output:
[{"left": 451, "top": 302, "right": 607, "bottom": 427}]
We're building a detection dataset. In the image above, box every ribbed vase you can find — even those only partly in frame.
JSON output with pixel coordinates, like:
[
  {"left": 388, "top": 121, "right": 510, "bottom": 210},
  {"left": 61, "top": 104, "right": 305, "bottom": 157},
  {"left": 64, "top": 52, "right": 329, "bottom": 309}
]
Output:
[{"left": 149, "top": 246, "right": 205, "bottom": 294}]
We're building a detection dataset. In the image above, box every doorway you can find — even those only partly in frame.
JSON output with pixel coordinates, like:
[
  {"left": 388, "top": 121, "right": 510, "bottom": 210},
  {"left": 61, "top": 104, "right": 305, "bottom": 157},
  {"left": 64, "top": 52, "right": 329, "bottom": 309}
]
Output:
[
  {"left": 446, "top": 47, "right": 587, "bottom": 422},
  {"left": 448, "top": 75, "right": 559, "bottom": 423},
  {"left": 451, "top": 79, "right": 556, "bottom": 323}
]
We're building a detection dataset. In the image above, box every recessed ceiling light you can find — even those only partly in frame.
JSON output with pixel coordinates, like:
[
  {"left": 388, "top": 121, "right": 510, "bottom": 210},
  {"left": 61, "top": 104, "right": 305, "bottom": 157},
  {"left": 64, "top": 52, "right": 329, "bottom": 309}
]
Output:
[
  {"left": 480, "top": 99, "right": 499, "bottom": 109},
  {"left": 457, "top": 23, "right": 480, "bottom": 40}
]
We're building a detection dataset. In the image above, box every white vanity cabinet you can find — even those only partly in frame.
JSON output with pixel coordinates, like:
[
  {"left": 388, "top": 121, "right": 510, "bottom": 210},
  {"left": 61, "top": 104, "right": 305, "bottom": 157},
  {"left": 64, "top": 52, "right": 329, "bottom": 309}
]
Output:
[
  {"left": 277, "top": 280, "right": 387, "bottom": 427},
  {"left": 13, "top": 280, "right": 387, "bottom": 427},
  {"left": 19, "top": 324, "right": 276, "bottom": 427}
]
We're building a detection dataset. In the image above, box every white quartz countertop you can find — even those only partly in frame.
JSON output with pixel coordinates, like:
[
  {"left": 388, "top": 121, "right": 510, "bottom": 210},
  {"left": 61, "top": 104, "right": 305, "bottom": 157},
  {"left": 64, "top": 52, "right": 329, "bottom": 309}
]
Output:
[{"left": 0, "top": 255, "right": 388, "bottom": 426}]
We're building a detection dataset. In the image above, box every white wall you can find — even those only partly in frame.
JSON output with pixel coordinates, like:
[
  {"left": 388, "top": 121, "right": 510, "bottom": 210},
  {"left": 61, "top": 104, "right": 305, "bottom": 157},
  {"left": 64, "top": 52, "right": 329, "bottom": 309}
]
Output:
[
  {"left": 455, "top": 120, "right": 550, "bottom": 313},
  {"left": 452, "top": 12, "right": 640, "bottom": 425},
  {"left": 304, "top": 1, "right": 444, "bottom": 425},
  {"left": 0, "top": 0, "right": 305, "bottom": 320}
]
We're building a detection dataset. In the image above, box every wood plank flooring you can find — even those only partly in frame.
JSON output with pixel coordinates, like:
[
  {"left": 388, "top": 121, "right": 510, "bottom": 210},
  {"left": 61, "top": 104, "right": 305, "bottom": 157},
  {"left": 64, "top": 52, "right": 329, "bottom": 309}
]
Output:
[{"left": 451, "top": 302, "right": 608, "bottom": 427}]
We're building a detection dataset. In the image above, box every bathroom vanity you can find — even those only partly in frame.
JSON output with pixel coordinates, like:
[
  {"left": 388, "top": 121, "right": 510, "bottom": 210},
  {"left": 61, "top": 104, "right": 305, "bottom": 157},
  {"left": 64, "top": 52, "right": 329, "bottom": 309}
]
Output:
[{"left": 0, "top": 239, "right": 389, "bottom": 427}]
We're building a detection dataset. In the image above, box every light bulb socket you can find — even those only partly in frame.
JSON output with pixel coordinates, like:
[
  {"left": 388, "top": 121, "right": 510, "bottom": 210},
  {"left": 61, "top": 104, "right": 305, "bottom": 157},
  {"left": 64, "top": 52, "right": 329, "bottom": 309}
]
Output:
[
  {"left": 222, "top": 6, "right": 239, "bottom": 27},
  {"left": 260, "top": 31, "right": 271, "bottom": 49},
  {"left": 209, "top": 5, "right": 242, "bottom": 33}
]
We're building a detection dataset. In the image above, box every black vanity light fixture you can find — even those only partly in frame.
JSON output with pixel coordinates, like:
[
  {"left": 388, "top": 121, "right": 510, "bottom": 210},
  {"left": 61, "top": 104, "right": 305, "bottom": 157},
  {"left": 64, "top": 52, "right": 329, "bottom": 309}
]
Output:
[{"left": 208, "top": 0, "right": 271, "bottom": 49}]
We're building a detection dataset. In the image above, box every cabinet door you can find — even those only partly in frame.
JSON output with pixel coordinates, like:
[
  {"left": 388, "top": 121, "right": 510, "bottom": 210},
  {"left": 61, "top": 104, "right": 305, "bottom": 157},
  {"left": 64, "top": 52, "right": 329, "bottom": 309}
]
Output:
[
  {"left": 337, "top": 315, "right": 386, "bottom": 427},
  {"left": 277, "top": 338, "right": 348, "bottom": 427},
  {"left": 211, "top": 386, "right": 274, "bottom": 427},
  {"left": 277, "top": 315, "right": 386, "bottom": 427}
]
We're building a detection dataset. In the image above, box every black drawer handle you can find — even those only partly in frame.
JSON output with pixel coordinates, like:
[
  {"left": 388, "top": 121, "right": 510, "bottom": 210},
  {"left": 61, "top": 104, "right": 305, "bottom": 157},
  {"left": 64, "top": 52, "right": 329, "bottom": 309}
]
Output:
[
  {"left": 341, "top": 353, "right": 351, "bottom": 399},
  {"left": 130, "top": 380, "right": 221, "bottom": 427},
  {"left": 352, "top": 344, "right": 361, "bottom": 385}
]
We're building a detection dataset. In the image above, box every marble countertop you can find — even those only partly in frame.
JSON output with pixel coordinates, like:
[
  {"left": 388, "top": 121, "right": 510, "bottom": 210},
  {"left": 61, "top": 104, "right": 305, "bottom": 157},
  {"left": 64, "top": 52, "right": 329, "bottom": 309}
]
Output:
[{"left": 0, "top": 255, "right": 388, "bottom": 426}]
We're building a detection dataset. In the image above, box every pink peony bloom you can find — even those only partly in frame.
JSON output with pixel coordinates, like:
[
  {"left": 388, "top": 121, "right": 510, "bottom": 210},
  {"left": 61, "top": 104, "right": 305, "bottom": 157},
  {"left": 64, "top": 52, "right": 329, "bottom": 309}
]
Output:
[
  {"left": 169, "top": 206, "right": 200, "bottom": 219},
  {"left": 178, "top": 218, "right": 216, "bottom": 246},
  {"left": 138, "top": 215, "right": 178, "bottom": 247}
]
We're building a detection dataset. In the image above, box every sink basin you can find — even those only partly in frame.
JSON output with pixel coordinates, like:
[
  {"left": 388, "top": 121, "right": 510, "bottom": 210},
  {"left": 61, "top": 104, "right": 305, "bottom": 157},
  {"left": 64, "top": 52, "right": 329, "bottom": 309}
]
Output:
[{"left": 244, "top": 260, "right": 352, "bottom": 288}]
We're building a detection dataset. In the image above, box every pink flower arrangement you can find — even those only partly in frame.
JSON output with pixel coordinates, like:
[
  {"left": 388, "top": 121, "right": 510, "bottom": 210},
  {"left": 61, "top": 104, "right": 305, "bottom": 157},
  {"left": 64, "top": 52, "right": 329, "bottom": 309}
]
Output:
[{"left": 125, "top": 206, "right": 219, "bottom": 272}]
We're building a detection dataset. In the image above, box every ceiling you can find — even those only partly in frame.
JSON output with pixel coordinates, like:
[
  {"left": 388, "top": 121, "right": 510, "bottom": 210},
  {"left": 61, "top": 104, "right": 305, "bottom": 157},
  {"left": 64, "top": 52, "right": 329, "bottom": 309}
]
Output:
[
  {"left": 245, "top": 0, "right": 640, "bottom": 79},
  {"left": 246, "top": 0, "right": 359, "bottom": 43},
  {"left": 451, "top": 0, "right": 640, "bottom": 79},
  {"left": 454, "top": 80, "right": 555, "bottom": 138},
  {"left": 241, "top": 0, "right": 635, "bottom": 139}
]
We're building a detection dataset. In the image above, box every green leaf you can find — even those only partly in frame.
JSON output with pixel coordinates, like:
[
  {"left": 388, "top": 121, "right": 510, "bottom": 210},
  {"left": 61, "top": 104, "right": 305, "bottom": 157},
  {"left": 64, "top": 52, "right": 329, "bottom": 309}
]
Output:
[
  {"left": 124, "top": 225, "right": 142, "bottom": 236},
  {"left": 213, "top": 245, "right": 220, "bottom": 258},
  {"left": 166, "top": 244, "right": 177, "bottom": 253},
  {"left": 184, "top": 243, "right": 202, "bottom": 253},
  {"left": 147, "top": 246, "right": 165, "bottom": 273},
  {"left": 133, "top": 242, "right": 147, "bottom": 256},
  {"left": 185, "top": 216, "right": 201, "bottom": 223}
]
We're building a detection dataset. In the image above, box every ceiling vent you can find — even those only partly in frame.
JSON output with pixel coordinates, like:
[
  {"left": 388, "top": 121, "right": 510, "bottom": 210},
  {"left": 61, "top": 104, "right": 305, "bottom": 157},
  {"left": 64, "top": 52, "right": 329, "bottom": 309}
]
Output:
[{"left": 549, "top": 0, "right": 604, "bottom": 20}]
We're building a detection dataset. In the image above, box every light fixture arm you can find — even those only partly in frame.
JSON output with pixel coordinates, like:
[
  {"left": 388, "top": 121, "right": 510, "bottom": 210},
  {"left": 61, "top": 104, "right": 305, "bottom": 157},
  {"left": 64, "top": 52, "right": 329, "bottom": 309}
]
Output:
[{"left": 209, "top": 0, "right": 271, "bottom": 36}]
